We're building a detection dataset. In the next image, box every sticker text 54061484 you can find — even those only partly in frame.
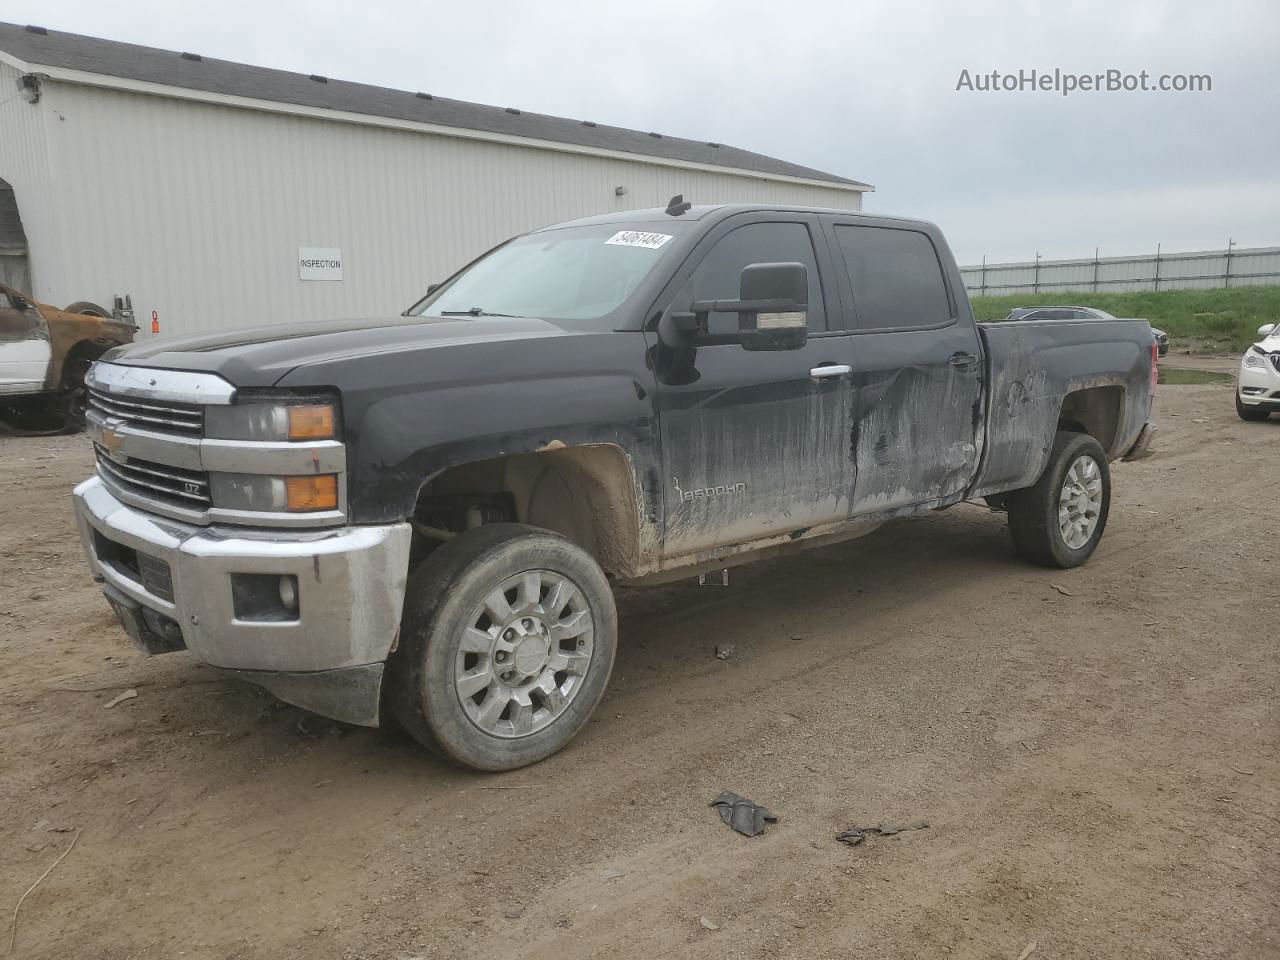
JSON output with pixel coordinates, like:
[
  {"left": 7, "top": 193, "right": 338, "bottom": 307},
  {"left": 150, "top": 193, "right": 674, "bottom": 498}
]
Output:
[{"left": 605, "top": 231, "right": 673, "bottom": 250}]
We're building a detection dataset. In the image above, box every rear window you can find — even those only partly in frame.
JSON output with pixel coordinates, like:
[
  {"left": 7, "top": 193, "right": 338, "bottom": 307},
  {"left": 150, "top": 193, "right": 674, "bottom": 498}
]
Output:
[{"left": 833, "top": 226, "right": 952, "bottom": 330}]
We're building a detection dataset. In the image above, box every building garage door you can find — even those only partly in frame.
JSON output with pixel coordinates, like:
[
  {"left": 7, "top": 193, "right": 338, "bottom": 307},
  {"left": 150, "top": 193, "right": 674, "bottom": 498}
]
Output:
[{"left": 0, "top": 178, "right": 30, "bottom": 294}]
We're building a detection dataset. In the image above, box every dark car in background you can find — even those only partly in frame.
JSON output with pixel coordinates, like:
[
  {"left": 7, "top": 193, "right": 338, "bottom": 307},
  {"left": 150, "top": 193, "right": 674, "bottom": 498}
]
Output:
[{"left": 1007, "top": 305, "right": 1168, "bottom": 356}]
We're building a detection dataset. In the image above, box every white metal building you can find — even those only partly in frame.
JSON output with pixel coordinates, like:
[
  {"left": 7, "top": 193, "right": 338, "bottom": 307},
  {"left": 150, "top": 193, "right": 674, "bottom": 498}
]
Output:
[{"left": 0, "top": 23, "right": 871, "bottom": 339}]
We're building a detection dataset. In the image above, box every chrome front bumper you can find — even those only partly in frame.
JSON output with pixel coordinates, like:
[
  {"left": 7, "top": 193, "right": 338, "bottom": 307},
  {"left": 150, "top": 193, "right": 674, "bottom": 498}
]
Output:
[{"left": 73, "top": 476, "right": 412, "bottom": 725}]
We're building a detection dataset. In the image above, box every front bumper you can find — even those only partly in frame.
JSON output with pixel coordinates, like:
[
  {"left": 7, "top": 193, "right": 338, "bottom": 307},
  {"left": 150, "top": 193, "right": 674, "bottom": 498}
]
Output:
[
  {"left": 1238, "top": 357, "right": 1280, "bottom": 408},
  {"left": 73, "top": 476, "right": 412, "bottom": 725}
]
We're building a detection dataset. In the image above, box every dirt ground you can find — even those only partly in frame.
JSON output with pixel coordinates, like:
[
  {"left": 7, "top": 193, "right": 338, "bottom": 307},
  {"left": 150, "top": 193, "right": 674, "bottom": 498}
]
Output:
[{"left": 1, "top": 367, "right": 1276, "bottom": 960}]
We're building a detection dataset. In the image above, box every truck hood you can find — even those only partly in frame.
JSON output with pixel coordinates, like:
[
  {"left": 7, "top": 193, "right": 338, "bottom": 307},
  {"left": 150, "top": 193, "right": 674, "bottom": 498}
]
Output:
[{"left": 105, "top": 314, "right": 576, "bottom": 387}]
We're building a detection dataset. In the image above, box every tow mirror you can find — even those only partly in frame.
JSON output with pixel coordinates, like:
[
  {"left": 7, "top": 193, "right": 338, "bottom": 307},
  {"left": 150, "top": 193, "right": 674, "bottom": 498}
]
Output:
[
  {"left": 1258, "top": 323, "right": 1276, "bottom": 337},
  {"left": 663, "top": 261, "right": 809, "bottom": 351}
]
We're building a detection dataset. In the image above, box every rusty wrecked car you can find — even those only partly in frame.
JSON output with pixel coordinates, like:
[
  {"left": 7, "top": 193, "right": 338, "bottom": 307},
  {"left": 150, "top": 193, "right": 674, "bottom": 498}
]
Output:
[{"left": 0, "top": 284, "right": 136, "bottom": 432}]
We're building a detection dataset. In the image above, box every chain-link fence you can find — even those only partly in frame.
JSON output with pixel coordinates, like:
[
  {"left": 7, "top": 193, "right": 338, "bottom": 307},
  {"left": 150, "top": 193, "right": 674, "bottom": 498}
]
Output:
[{"left": 961, "top": 243, "right": 1280, "bottom": 296}]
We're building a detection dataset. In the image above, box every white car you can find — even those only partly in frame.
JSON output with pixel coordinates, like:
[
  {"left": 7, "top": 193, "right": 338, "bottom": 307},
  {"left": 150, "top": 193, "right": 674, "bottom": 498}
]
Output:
[{"left": 1237, "top": 323, "right": 1280, "bottom": 421}]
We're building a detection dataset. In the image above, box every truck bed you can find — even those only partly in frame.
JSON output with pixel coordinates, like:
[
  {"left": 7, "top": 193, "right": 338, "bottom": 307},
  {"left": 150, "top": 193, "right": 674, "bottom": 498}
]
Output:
[{"left": 971, "top": 318, "right": 1154, "bottom": 499}]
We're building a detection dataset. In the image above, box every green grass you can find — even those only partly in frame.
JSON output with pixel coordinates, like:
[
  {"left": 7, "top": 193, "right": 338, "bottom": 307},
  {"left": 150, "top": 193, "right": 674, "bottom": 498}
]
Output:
[{"left": 969, "top": 285, "right": 1280, "bottom": 353}]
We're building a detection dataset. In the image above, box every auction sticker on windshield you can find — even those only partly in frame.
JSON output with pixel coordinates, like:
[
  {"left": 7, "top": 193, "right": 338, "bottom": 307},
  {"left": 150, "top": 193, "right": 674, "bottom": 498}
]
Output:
[{"left": 605, "top": 230, "right": 673, "bottom": 249}]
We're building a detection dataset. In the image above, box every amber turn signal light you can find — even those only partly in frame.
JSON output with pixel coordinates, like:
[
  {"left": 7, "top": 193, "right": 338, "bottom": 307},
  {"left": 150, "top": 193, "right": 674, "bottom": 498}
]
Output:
[
  {"left": 287, "top": 404, "right": 336, "bottom": 440},
  {"left": 285, "top": 474, "right": 338, "bottom": 511}
]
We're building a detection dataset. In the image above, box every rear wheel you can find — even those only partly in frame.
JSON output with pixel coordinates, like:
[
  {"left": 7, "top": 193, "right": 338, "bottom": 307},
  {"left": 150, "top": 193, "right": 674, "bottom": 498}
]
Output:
[
  {"left": 389, "top": 523, "right": 617, "bottom": 771},
  {"left": 1006, "top": 431, "right": 1111, "bottom": 569},
  {"left": 1236, "top": 392, "right": 1271, "bottom": 422}
]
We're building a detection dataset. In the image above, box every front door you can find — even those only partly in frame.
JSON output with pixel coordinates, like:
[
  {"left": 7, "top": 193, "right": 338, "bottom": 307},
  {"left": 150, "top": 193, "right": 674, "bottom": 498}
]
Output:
[
  {"left": 821, "top": 219, "right": 983, "bottom": 512},
  {"left": 649, "top": 215, "right": 856, "bottom": 560},
  {"left": 0, "top": 287, "right": 50, "bottom": 396}
]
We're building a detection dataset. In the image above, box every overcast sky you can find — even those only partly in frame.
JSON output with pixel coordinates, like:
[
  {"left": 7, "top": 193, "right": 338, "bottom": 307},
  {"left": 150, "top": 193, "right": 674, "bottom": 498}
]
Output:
[{"left": 10, "top": 0, "right": 1279, "bottom": 263}]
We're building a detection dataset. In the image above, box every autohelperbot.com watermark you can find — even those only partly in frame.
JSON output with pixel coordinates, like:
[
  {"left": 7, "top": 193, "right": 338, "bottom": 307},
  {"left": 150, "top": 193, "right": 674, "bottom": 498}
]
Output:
[{"left": 955, "top": 68, "right": 1212, "bottom": 96}]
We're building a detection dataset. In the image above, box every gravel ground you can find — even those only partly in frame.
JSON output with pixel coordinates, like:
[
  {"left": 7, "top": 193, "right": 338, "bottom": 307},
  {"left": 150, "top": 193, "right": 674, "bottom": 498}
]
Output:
[{"left": 1, "top": 370, "right": 1276, "bottom": 960}]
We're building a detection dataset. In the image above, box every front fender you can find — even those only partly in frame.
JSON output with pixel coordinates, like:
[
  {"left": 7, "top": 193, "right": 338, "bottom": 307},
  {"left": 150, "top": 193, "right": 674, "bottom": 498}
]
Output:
[
  {"left": 275, "top": 331, "right": 661, "bottom": 526},
  {"left": 350, "top": 375, "right": 660, "bottom": 523}
]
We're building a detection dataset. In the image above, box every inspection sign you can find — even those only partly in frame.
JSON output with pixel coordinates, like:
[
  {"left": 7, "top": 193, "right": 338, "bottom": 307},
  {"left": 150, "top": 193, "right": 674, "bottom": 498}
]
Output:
[{"left": 298, "top": 247, "right": 343, "bottom": 281}]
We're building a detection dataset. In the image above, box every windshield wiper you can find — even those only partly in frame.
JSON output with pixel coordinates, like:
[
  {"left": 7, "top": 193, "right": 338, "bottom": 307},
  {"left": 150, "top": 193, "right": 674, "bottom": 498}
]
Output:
[{"left": 438, "top": 307, "right": 524, "bottom": 318}]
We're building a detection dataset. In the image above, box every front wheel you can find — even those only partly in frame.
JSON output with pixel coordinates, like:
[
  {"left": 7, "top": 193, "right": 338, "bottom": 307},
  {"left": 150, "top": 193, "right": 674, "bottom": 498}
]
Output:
[
  {"left": 1006, "top": 431, "right": 1111, "bottom": 569},
  {"left": 389, "top": 523, "right": 617, "bottom": 771},
  {"left": 1236, "top": 392, "right": 1271, "bottom": 422},
  {"left": 0, "top": 393, "right": 77, "bottom": 434}
]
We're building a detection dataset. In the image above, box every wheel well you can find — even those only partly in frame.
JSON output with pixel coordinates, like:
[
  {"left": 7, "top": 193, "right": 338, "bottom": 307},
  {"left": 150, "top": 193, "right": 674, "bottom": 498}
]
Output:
[
  {"left": 411, "top": 445, "right": 643, "bottom": 579},
  {"left": 62, "top": 340, "right": 106, "bottom": 382},
  {"left": 1058, "top": 386, "right": 1122, "bottom": 457}
]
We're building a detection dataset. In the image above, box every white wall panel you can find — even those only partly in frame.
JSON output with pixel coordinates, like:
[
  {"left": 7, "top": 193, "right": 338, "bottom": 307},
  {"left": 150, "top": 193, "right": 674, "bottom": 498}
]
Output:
[
  {"left": 0, "top": 61, "right": 64, "bottom": 299},
  {"left": 15, "top": 80, "right": 861, "bottom": 338}
]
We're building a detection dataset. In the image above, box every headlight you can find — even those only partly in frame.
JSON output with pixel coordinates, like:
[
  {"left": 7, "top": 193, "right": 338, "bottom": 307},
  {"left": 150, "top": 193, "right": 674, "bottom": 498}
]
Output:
[
  {"left": 1243, "top": 352, "right": 1267, "bottom": 368},
  {"left": 209, "top": 473, "right": 340, "bottom": 512},
  {"left": 205, "top": 396, "right": 339, "bottom": 442}
]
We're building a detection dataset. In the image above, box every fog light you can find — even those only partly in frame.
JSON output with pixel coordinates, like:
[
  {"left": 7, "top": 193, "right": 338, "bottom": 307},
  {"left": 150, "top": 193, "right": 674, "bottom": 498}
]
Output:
[
  {"left": 278, "top": 575, "right": 299, "bottom": 615},
  {"left": 231, "top": 573, "right": 301, "bottom": 622}
]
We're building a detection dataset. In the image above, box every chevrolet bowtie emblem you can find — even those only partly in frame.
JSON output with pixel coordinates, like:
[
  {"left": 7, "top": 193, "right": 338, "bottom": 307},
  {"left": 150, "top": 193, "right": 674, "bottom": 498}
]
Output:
[{"left": 100, "top": 425, "right": 125, "bottom": 453}]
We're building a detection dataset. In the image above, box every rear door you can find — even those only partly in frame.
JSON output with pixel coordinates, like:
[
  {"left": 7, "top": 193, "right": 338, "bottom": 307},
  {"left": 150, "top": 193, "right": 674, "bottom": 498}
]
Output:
[
  {"left": 0, "top": 287, "right": 51, "bottom": 395},
  {"left": 821, "top": 219, "right": 983, "bottom": 513},
  {"left": 649, "top": 213, "right": 856, "bottom": 558}
]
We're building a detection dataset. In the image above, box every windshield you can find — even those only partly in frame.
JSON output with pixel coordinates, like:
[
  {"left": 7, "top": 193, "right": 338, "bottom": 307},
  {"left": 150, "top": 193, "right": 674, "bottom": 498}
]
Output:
[{"left": 409, "top": 222, "right": 690, "bottom": 326}]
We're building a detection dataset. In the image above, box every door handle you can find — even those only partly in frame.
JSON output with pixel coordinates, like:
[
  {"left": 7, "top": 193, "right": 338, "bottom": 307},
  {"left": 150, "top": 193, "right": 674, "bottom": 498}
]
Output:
[
  {"left": 949, "top": 352, "right": 979, "bottom": 368},
  {"left": 810, "top": 364, "right": 853, "bottom": 380}
]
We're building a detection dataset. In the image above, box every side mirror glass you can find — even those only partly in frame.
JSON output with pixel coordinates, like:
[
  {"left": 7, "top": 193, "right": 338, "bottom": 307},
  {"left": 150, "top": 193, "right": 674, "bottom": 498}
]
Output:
[
  {"left": 1258, "top": 323, "right": 1276, "bottom": 337},
  {"left": 663, "top": 261, "right": 809, "bottom": 351},
  {"left": 738, "top": 262, "right": 808, "bottom": 351}
]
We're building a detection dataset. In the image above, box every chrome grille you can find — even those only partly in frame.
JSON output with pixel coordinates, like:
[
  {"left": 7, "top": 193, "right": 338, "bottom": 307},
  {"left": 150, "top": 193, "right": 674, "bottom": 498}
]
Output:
[
  {"left": 94, "top": 444, "right": 211, "bottom": 508},
  {"left": 88, "top": 388, "right": 203, "bottom": 436},
  {"left": 1270, "top": 354, "right": 1280, "bottom": 374}
]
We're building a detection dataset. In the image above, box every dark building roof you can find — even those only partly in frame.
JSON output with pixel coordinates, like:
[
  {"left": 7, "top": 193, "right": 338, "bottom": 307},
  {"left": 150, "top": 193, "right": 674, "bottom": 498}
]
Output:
[{"left": 0, "top": 23, "right": 868, "bottom": 189}]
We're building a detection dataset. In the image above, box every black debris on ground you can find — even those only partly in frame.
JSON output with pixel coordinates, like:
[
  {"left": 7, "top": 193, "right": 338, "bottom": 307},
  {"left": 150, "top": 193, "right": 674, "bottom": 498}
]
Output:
[
  {"left": 709, "top": 791, "right": 778, "bottom": 837},
  {"left": 835, "top": 820, "right": 930, "bottom": 846}
]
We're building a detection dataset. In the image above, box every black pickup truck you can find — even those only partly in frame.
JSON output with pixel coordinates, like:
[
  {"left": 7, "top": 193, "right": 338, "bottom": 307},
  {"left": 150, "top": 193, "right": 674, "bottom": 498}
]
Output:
[{"left": 73, "top": 202, "right": 1157, "bottom": 770}]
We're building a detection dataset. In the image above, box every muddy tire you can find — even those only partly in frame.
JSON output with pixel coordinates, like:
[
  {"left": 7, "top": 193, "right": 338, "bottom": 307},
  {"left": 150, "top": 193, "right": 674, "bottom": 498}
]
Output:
[
  {"left": 0, "top": 394, "right": 76, "bottom": 434},
  {"left": 389, "top": 523, "right": 617, "bottom": 771},
  {"left": 1236, "top": 392, "right": 1271, "bottom": 422},
  {"left": 1006, "top": 431, "right": 1111, "bottom": 569}
]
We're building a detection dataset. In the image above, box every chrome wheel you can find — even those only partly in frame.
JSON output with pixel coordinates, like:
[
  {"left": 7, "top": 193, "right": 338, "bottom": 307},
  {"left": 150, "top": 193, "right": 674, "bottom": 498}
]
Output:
[
  {"left": 1059, "top": 455, "right": 1103, "bottom": 549},
  {"left": 453, "top": 569, "right": 594, "bottom": 739}
]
